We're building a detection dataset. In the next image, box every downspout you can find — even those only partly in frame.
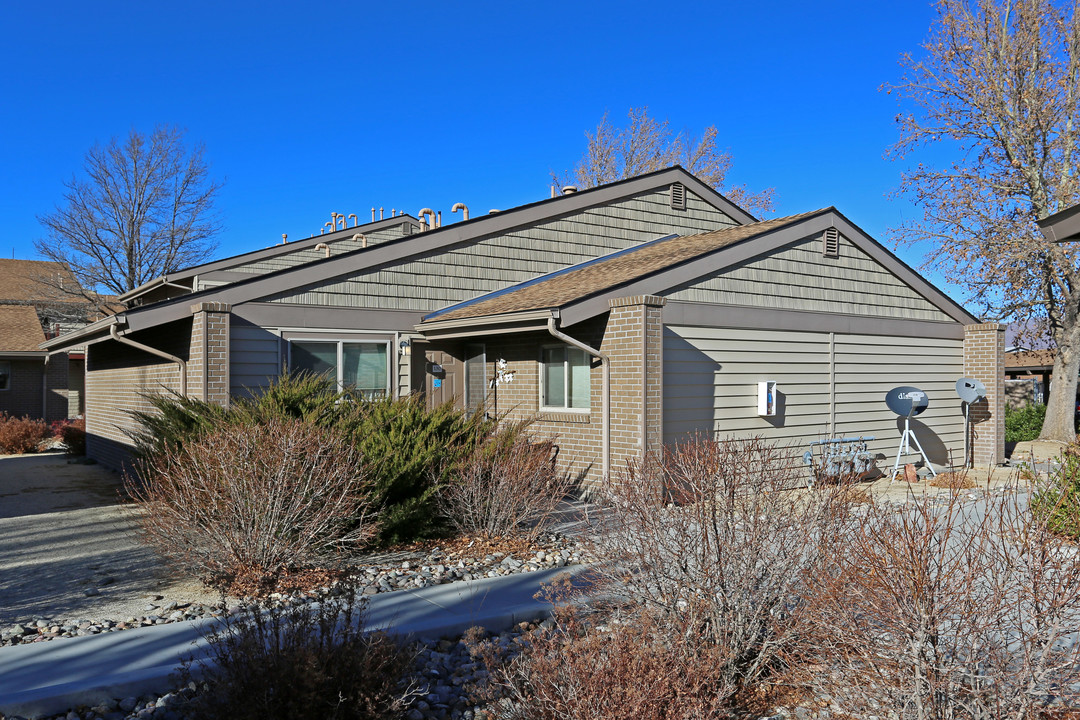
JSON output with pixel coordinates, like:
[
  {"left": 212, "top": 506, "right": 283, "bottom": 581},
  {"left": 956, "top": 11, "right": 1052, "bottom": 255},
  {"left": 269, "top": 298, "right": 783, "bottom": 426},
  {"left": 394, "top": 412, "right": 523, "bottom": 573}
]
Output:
[
  {"left": 42, "top": 354, "right": 49, "bottom": 420},
  {"left": 546, "top": 317, "right": 610, "bottom": 483},
  {"left": 110, "top": 324, "right": 187, "bottom": 397}
]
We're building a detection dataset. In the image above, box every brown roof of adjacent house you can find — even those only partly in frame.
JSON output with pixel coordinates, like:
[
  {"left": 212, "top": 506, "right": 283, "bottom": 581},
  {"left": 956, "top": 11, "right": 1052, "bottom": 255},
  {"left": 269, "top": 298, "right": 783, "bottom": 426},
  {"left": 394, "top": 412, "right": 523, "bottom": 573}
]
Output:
[
  {"left": 424, "top": 209, "right": 828, "bottom": 323},
  {"left": 0, "top": 259, "right": 82, "bottom": 305},
  {"left": 0, "top": 304, "right": 45, "bottom": 352},
  {"left": 1005, "top": 349, "right": 1056, "bottom": 370}
]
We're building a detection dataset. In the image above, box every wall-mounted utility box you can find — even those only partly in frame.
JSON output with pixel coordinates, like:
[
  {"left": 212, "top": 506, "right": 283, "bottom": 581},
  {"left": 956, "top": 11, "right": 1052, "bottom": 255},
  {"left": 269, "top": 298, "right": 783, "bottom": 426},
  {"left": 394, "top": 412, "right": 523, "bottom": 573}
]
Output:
[{"left": 757, "top": 381, "right": 777, "bottom": 416}]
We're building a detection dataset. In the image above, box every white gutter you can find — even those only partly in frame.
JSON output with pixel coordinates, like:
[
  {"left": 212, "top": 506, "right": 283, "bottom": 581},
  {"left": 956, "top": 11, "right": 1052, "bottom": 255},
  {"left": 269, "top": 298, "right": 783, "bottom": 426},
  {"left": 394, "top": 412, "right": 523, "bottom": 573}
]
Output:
[
  {"left": 109, "top": 324, "right": 187, "bottom": 397},
  {"left": 546, "top": 317, "right": 610, "bottom": 482}
]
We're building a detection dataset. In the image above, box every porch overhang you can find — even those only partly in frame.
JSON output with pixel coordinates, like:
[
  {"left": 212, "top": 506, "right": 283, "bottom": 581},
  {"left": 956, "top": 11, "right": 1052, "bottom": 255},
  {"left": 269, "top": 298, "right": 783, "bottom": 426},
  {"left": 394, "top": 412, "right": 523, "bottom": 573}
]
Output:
[{"left": 416, "top": 309, "right": 558, "bottom": 340}]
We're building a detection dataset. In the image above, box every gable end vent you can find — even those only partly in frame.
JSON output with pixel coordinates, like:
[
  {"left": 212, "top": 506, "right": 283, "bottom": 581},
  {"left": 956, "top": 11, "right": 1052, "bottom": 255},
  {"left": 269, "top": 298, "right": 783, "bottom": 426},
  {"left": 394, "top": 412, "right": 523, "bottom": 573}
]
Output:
[
  {"left": 670, "top": 182, "right": 686, "bottom": 211},
  {"left": 822, "top": 227, "right": 840, "bottom": 258}
]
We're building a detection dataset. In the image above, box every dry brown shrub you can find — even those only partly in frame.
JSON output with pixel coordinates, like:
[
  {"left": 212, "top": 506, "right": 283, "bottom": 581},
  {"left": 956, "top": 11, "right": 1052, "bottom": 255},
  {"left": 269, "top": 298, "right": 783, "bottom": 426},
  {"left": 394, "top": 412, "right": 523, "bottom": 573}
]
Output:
[
  {"left": 130, "top": 417, "right": 378, "bottom": 592},
  {"left": 927, "top": 469, "right": 978, "bottom": 489},
  {"left": 178, "top": 584, "right": 417, "bottom": 720},
  {"left": 479, "top": 606, "right": 732, "bottom": 720},
  {"left": 796, "top": 491, "right": 1080, "bottom": 719},
  {"left": 582, "top": 435, "right": 846, "bottom": 707},
  {"left": 0, "top": 412, "right": 49, "bottom": 454},
  {"left": 440, "top": 424, "right": 573, "bottom": 541}
]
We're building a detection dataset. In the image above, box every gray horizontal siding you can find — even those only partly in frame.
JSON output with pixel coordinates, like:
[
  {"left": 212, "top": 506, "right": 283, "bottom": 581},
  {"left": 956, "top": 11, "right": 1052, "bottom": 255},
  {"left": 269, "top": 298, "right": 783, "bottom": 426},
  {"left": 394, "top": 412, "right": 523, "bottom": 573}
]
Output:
[
  {"left": 664, "top": 233, "right": 953, "bottom": 322},
  {"left": 230, "top": 323, "right": 282, "bottom": 398},
  {"left": 663, "top": 325, "right": 966, "bottom": 470},
  {"left": 229, "top": 226, "right": 410, "bottom": 276},
  {"left": 268, "top": 188, "right": 737, "bottom": 310}
]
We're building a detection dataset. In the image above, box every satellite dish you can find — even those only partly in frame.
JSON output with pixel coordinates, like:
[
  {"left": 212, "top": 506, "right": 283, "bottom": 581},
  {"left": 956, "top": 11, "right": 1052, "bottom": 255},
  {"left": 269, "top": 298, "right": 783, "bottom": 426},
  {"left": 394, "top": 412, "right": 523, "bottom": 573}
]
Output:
[
  {"left": 955, "top": 377, "right": 987, "bottom": 404},
  {"left": 886, "top": 386, "right": 929, "bottom": 417}
]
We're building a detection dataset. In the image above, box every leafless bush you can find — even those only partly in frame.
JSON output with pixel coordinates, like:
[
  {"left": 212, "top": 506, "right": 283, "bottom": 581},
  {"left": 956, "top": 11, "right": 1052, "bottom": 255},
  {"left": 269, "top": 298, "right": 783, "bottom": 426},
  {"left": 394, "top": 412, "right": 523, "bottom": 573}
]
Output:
[
  {"left": 178, "top": 584, "right": 417, "bottom": 720},
  {"left": 487, "top": 606, "right": 731, "bottom": 720},
  {"left": 584, "top": 434, "right": 844, "bottom": 705},
  {"left": 797, "top": 490, "right": 1080, "bottom": 720},
  {"left": 440, "top": 424, "right": 573, "bottom": 541},
  {"left": 130, "top": 417, "right": 378, "bottom": 592},
  {"left": 0, "top": 412, "right": 49, "bottom": 454}
]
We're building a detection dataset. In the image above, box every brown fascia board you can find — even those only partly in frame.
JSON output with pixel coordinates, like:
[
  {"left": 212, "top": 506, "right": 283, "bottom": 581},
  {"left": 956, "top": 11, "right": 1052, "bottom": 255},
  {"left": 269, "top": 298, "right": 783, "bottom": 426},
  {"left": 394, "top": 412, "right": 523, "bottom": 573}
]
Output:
[
  {"left": 117, "top": 215, "right": 422, "bottom": 302},
  {"left": 558, "top": 209, "right": 981, "bottom": 327},
  {"left": 116, "top": 167, "right": 755, "bottom": 334},
  {"left": 1038, "top": 203, "right": 1080, "bottom": 243}
]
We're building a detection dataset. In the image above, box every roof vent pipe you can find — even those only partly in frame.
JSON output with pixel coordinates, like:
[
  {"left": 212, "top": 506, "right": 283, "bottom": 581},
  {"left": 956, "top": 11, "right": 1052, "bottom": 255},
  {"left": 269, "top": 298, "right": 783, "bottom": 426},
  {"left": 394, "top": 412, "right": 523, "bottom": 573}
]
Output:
[
  {"left": 562, "top": 185, "right": 578, "bottom": 195},
  {"left": 353, "top": 233, "right": 367, "bottom": 249},
  {"left": 348, "top": 213, "right": 358, "bottom": 227},
  {"left": 489, "top": 209, "right": 500, "bottom": 214},
  {"left": 371, "top": 207, "right": 376, "bottom": 222},
  {"left": 281, "top": 233, "right": 288, "bottom": 245},
  {"left": 418, "top": 208, "right": 436, "bottom": 231},
  {"left": 379, "top": 207, "right": 384, "bottom": 220},
  {"left": 437, "top": 210, "right": 442, "bottom": 228},
  {"left": 315, "top": 242, "right": 330, "bottom": 258},
  {"left": 551, "top": 185, "right": 557, "bottom": 199},
  {"left": 451, "top": 203, "right": 469, "bottom": 221}
]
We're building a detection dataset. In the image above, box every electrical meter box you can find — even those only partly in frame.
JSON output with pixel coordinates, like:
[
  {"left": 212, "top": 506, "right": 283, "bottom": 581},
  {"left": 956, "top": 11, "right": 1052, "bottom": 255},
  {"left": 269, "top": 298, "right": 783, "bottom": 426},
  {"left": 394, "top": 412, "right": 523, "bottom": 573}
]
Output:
[{"left": 757, "top": 381, "right": 777, "bottom": 417}]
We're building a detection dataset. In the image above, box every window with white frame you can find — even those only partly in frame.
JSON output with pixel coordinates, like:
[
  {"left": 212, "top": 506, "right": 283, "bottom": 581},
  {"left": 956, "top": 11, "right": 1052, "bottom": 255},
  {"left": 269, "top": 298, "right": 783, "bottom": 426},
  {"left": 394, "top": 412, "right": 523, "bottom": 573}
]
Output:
[
  {"left": 290, "top": 340, "right": 390, "bottom": 399},
  {"left": 540, "top": 345, "right": 590, "bottom": 410},
  {"left": 0, "top": 361, "right": 9, "bottom": 391}
]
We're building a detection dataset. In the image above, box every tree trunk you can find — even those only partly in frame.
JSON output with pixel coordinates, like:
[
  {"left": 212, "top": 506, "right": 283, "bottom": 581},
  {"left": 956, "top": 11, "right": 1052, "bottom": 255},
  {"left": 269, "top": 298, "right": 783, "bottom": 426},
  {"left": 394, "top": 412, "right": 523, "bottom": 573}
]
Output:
[{"left": 1039, "top": 328, "right": 1080, "bottom": 442}]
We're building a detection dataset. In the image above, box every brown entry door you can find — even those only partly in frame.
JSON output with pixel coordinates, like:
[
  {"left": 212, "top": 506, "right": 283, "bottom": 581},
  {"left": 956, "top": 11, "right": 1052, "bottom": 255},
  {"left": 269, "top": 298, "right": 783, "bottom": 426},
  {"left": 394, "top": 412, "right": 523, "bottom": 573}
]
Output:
[{"left": 425, "top": 348, "right": 461, "bottom": 409}]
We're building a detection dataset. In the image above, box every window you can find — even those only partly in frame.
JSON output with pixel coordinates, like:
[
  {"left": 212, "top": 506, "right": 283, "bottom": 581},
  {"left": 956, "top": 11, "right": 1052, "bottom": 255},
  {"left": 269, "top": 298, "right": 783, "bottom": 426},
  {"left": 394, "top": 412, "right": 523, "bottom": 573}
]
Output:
[
  {"left": 541, "top": 345, "right": 591, "bottom": 410},
  {"left": 0, "top": 361, "right": 9, "bottom": 391},
  {"left": 291, "top": 340, "right": 390, "bottom": 398}
]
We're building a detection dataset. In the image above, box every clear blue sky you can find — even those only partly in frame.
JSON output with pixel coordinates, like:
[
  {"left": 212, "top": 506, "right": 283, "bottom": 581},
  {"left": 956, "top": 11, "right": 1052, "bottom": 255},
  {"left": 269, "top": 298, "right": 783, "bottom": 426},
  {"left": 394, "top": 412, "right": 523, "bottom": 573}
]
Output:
[{"left": 1, "top": 1, "right": 965, "bottom": 302}]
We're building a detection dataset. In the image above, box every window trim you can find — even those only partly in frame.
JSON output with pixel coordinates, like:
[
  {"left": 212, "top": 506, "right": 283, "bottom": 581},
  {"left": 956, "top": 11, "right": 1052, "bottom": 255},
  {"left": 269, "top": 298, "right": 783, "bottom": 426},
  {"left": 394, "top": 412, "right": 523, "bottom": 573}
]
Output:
[
  {"left": 539, "top": 343, "right": 591, "bottom": 413},
  {"left": 287, "top": 337, "right": 392, "bottom": 398}
]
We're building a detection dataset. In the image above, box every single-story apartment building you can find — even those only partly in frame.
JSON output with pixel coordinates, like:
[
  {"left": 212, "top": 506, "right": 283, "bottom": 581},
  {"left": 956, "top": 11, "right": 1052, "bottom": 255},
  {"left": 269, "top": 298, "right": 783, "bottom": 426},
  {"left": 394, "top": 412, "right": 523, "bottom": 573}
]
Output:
[{"left": 43, "top": 167, "right": 1004, "bottom": 479}]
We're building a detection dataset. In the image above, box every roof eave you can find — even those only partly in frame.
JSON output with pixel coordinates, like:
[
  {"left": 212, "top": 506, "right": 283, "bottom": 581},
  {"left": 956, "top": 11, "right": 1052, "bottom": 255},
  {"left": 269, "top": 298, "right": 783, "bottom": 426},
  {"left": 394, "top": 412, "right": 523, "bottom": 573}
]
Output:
[
  {"left": 40, "top": 315, "right": 122, "bottom": 351},
  {"left": 417, "top": 309, "right": 558, "bottom": 339}
]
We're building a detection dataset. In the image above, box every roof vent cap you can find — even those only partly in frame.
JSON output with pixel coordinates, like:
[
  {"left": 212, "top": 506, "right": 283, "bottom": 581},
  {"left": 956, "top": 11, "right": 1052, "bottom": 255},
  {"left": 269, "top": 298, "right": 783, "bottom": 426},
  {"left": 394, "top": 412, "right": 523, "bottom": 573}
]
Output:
[{"left": 561, "top": 185, "right": 578, "bottom": 195}]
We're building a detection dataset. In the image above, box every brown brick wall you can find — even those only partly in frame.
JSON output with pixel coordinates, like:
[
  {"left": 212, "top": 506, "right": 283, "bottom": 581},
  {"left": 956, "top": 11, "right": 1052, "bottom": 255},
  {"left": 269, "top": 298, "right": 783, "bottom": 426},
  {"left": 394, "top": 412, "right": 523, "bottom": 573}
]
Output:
[
  {"left": 190, "top": 302, "right": 231, "bottom": 405},
  {"left": 963, "top": 322, "right": 1005, "bottom": 466},
  {"left": 446, "top": 295, "right": 665, "bottom": 489}
]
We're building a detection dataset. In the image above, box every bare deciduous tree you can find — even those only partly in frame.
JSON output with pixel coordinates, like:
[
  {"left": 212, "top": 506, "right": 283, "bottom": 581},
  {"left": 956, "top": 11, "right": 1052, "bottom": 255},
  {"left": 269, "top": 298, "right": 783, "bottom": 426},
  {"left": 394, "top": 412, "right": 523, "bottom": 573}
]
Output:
[
  {"left": 888, "top": 0, "right": 1080, "bottom": 440},
  {"left": 557, "top": 107, "right": 776, "bottom": 215},
  {"left": 36, "top": 125, "right": 223, "bottom": 303}
]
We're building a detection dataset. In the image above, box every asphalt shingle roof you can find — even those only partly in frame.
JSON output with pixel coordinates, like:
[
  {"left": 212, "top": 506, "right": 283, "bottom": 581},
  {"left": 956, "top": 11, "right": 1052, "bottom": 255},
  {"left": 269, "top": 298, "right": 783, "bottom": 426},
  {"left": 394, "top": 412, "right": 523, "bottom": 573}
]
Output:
[
  {"left": 425, "top": 209, "right": 828, "bottom": 323},
  {"left": 0, "top": 259, "right": 82, "bottom": 305},
  {"left": 0, "top": 304, "right": 44, "bottom": 352}
]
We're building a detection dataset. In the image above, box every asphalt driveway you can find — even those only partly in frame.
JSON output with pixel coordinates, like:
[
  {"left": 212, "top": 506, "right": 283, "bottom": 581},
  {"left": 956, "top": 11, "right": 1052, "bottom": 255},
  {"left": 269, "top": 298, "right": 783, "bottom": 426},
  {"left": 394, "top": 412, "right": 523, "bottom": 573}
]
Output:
[{"left": 0, "top": 452, "right": 214, "bottom": 624}]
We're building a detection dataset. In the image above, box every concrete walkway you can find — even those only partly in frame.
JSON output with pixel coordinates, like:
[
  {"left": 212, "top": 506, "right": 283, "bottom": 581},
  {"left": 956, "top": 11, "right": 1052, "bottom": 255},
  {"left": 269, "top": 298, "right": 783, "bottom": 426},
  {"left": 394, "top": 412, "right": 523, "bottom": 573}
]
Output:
[{"left": 0, "top": 565, "right": 591, "bottom": 718}]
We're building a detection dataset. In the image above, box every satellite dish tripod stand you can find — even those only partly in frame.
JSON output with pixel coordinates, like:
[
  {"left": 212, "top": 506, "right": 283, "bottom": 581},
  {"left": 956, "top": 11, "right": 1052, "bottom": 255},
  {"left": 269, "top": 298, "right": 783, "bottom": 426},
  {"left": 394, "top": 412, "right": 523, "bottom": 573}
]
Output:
[{"left": 890, "top": 411, "right": 937, "bottom": 481}]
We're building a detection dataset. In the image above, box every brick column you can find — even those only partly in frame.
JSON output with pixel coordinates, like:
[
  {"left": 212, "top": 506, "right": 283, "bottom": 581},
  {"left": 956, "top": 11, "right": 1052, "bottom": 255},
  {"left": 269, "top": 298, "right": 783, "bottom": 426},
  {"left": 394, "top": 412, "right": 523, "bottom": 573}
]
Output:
[
  {"left": 963, "top": 323, "right": 1005, "bottom": 467},
  {"left": 190, "top": 302, "right": 231, "bottom": 406},
  {"left": 602, "top": 295, "right": 666, "bottom": 473}
]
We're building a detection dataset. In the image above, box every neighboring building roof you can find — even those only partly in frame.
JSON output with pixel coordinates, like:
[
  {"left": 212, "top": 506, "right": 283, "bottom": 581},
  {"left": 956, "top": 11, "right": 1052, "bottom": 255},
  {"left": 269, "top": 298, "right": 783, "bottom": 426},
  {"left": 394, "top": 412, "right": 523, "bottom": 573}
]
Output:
[
  {"left": 43, "top": 166, "right": 752, "bottom": 350},
  {"left": 1005, "top": 349, "right": 1056, "bottom": 371},
  {"left": 0, "top": 304, "right": 45, "bottom": 353},
  {"left": 1038, "top": 203, "right": 1080, "bottom": 243},
  {"left": 0, "top": 259, "right": 83, "bottom": 305},
  {"left": 424, "top": 211, "right": 822, "bottom": 323}
]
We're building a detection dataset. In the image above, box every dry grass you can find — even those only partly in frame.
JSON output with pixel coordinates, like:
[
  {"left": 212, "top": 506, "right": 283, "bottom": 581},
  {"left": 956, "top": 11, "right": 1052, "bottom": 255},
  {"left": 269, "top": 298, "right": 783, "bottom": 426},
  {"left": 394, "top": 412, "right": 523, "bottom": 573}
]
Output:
[{"left": 927, "top": 469, "right": 978, "bottom": 489}]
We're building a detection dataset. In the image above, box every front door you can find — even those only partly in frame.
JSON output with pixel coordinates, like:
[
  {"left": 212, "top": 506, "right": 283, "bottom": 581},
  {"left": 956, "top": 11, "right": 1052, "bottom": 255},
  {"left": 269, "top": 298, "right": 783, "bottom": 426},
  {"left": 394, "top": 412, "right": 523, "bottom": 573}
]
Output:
[{"left": 425, "top": 348, "right": 461, "bottom": 409}]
